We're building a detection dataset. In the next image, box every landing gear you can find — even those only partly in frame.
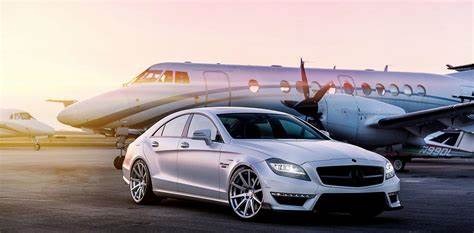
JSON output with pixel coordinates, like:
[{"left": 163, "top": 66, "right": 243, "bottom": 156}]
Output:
[
  {"left": 392, "top": 158, "right": 406, "bottom": 172},
  {"left": 113, "top": 127, "right": 131, "bottom": 170},
  {"left": 34, "top": 143, "right": 41, "bottom": 151},
  {"left": 32, "top": 137, "right": 41, "bottom": 151},
  {"left": 114, "top": 155, "right": 125, "bottom": 170}
]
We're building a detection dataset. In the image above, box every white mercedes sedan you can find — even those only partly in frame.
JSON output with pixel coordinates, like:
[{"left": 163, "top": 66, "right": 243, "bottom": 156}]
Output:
[{"left": 122, "top": 107, "right": 402, "bottom": 220}]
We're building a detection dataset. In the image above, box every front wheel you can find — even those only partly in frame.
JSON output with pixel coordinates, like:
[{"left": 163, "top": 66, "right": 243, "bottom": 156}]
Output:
[
  {"left": 129, "top": 159, "right": 156, "bottom": 204},
  {"left": 34, "top": 143, "right": 40, "bottom": 151},
  {"left": 228, "top": 167, "right": 264, "bottom": 220}
]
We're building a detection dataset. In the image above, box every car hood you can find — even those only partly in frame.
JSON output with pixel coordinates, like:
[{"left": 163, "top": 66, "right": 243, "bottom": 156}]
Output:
[{"left": 234, "top": 139, "right": 385, "bottom": 165}]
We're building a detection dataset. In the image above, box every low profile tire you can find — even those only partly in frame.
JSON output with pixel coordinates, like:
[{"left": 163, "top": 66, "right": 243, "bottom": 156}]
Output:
[
  {"left": 228, "top": 167, "right": 264, "bottom": 220},
  {"left": 129, "top": 159, "right": 157, "bottom": 204},
  {"left": 393, "top": 159, "right": 406, "bottom": 172}
]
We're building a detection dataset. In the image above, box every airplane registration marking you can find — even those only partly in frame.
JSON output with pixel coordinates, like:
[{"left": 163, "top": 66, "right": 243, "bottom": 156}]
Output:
[{"left": 419, "top": 146, "right": 451, "bottom": 156}]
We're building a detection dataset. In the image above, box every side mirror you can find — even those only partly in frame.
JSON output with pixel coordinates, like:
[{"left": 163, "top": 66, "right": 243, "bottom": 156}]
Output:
[
  {"left": 320, "top": 130, "right": 330, "bottom": 138},
  {"left": 192, "top": 129, "right": 212, "bottom": 145}
]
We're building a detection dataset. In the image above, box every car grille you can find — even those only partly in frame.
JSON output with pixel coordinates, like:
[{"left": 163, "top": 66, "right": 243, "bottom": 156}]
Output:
[{"left": 316, "top": 165, "right": 384, "bottom": 187}]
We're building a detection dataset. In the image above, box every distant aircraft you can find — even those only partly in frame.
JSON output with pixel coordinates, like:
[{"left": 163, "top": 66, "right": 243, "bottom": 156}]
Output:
[
  {"left": 54, "top": 60, "right": 474, "bottom": 170},
  {"left": 0, "top": 109, "right": 54, "bottom": 150}
]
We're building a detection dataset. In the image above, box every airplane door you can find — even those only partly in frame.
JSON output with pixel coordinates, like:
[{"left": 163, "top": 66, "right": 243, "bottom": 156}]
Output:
[
  {"left": 337, "top": 75, "right": 357, "bottom": 95},
  {"left": 203, "top": 71, "right": 231, "bottom": 106}
]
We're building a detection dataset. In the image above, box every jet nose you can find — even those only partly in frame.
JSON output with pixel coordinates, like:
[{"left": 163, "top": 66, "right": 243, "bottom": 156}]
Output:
[{"left": 57, "top": 106, "right": 80, "bottom": 126}]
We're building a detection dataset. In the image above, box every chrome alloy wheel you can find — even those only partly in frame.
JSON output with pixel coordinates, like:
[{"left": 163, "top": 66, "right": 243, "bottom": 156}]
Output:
[
  {"left": 229, "top": 168, "right": 263, "bottom": 219},
  {"left": 130, "top": 160, "right": 149, "bottom": 203}
]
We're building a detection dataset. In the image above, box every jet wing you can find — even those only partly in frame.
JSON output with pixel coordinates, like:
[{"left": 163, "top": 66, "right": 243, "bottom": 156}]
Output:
[{"left": 374, "top": 102, "right": 474, "bottom": 131}]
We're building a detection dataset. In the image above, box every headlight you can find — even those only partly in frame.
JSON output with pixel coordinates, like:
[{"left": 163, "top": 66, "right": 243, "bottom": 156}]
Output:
[
  {"left": 385, "top": 161, "right": 395, "bottom": 180},
  {"left": 266, "top": 158, "right": 310, "bottom": 181}
]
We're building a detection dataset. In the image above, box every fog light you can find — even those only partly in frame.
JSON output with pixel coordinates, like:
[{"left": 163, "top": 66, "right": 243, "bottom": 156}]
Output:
[
  {"left": 270, "top": 192, "right": 316, "bottom": 206},
  {"left": 388, "top": 191, "right": 399, "bottom": 203}
]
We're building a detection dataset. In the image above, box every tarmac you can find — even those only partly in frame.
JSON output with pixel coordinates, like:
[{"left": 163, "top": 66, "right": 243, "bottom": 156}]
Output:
[{"left": 0, "top": 147, "right": 473, "bottom": 232}]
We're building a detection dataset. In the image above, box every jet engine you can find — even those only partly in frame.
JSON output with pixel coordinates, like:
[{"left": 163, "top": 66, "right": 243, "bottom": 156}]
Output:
[{"left": 319, "top": 95, "right": 408, "bottom": 147}]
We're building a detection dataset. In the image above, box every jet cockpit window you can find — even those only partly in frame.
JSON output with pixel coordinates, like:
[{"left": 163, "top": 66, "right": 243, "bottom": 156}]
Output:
[
  {"left": 159, "top": 70, "right": 174, "bottom": 83},
  {"left": 376, "top": 83, "right": 385, "bottom": 96},
  {"left": 133, "top": 70, "right": 162, "bottom": 84},
  {"left": 175, "top": 71, "right": 190, "bottom": 84},
  {"left": 10, "top": 112, "right": 34, "bottom": 120}
]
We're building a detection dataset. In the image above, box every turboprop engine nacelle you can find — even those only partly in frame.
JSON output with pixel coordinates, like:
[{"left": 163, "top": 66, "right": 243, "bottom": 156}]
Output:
[{"left": 318, "top": 95, "right": 409, "bottom": 147}]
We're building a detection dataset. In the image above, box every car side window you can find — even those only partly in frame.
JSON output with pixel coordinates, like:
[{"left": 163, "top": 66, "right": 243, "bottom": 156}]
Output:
[
  {"left": 152, "top": 125, "right": 165, "bottom": 137},
  {"left": 161, "top": 114, "right": 190, "bottom": 137},
  {"left": 187, "top": 114, "right": 219, "bottom": 141}
]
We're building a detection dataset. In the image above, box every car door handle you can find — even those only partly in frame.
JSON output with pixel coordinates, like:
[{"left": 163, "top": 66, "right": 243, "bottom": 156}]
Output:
[
  {"left": 151, "top": 141, "right": 159, "bottom": 148},
  {"left": 180, "top": 142, "right": 189, "bottom": 148}
]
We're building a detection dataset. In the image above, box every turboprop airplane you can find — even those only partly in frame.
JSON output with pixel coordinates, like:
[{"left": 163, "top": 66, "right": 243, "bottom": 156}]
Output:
[
  {"left": 0, "top": 109, "right": 55, "bottom": 150},
  {"left": 54, "top": 60, "right": 474, "bottom": 170}
]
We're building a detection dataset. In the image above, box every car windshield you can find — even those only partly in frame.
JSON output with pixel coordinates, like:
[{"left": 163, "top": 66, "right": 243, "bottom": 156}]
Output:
[{"left": 218, "top": 113, "right": 328, "bottom": 140}]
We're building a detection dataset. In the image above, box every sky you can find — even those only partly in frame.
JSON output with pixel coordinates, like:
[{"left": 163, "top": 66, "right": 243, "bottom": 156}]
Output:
[{"left": 0, "top": 0, "right": 472, "bottom": 129}]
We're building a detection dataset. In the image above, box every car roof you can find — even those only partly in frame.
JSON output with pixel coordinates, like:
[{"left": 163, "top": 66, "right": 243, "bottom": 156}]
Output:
[{"left": 177, "top": 107, "right": 287, "bottom": 116}]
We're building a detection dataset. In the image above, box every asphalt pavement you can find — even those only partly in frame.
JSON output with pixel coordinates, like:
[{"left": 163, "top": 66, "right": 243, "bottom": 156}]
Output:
[{"left": 0, "top": 147, "right": 473, "bottom": 232}]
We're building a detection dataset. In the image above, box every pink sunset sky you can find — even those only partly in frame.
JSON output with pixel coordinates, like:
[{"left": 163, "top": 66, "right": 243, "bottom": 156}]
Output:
[{"left": 1, "top": 0, "right": 472, "bottom": 129}]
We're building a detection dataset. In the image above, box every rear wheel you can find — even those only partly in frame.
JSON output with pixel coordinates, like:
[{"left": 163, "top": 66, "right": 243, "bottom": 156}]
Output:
[
  {"left": 228, "top": 167, "right": 264, "bottom": 220},
  {"left": 129, "top": 159, "right": 157, "bottom": 204}
]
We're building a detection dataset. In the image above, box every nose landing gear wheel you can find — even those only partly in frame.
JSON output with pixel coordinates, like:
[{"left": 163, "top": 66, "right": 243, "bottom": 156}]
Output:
[
  {"left": 34, "top": 143, "right": 41, "bottom": 151},
  {"left": 229, "top": 167, "right": 263, "bottom": 220}
]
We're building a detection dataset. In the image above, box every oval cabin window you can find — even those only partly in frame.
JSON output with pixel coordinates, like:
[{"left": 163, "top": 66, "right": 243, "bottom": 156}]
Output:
[
  {"left": 416, "top": 84, "right": 426, "bottom": 96},
  {"left": 311, "top": 81, "right": 321, "bottom": 94},
  {"left": 376, "top": 83, "right": 386, "bottom": 96},
  {"left": 403, "top": 84, "right": 413, "bottom": 96},
  {"left": 280, "top": 80, "right": 291, "bottom": 93},
  {"left": 389, "top": 84, "right": 399, "bottom": 96},
  {"left": 248, "top": 79, "right": 260, "bottom": 93},
  {"left": 342, "top": 82, "right": 355, "bottom": 95},
  {"left": 361, "top": 83, "right": 372, "bottom": 96}
]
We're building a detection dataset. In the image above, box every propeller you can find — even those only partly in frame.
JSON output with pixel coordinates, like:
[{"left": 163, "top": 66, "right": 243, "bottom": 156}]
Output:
[{"left": 282, "top": 58, "right": 333, "bottom": 118}]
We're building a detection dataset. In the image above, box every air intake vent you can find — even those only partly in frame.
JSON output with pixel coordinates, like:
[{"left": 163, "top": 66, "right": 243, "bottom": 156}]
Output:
[{"left": 316, "top": 165, "right": 384, "bottom": 187}]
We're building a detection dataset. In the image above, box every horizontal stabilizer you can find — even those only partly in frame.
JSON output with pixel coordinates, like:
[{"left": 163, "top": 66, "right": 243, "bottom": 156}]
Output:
[{"left": 46, "top": 99, "right": 77, "bottom": 108}]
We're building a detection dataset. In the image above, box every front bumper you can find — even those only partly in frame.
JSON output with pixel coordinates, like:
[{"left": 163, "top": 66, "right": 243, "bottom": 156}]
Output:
[{"left": 253, "top": 159, "right": 402, "bottom": 212}]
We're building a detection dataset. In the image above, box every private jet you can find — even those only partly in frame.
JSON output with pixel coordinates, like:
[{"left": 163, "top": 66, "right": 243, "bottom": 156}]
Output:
[
  {"left": 0, "top": 108, "right": 55, "bottom": 150},
  {"left": 54, "top": 60, "right": 474, "bottom": 170}
]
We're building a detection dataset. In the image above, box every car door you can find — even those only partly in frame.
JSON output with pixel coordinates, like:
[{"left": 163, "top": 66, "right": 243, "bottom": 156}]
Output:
[
  {"left": 144, "top": 114, "right": 190, "bottom": 193},
  {"left": 177, "top": 113, "right": 223, "bottom": 199}
]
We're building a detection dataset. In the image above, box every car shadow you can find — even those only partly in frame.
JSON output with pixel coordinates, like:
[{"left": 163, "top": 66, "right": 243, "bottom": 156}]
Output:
[{"left": 141, "top": 197, "right": 403, "bottom": 227}]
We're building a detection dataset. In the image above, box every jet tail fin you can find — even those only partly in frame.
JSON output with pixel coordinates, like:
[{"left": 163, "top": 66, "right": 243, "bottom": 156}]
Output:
[{"left": 46, "top": 99, "right": 77, "bottom": 107}]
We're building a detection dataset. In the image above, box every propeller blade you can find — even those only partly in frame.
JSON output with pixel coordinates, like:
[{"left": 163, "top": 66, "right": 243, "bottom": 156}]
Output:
[
  {"left": 299, "top": 58, "right": 310, "bottom": 99},
  {"left": 310, "top": 81, "right": 333, "bottom": 104}
]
